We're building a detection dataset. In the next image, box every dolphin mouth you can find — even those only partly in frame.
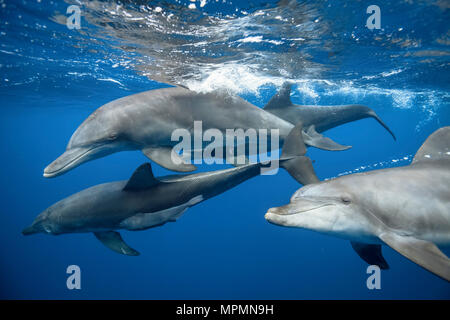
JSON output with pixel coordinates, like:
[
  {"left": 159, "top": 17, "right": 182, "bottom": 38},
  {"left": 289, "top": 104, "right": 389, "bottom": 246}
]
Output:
[
  {"left": 265, "top": 197, "right": 333, "bottom": 226},
  {"left": 43, "top": 145, "right": 98, "bottom": 178},
  {"left": 266, "top": 197, "right": 332, "bottom": 216}
]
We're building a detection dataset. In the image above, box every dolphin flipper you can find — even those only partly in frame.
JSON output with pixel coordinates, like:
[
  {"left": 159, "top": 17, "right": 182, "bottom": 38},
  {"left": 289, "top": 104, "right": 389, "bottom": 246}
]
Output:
[
  {"left": 279, "top": 122, "right": 319, "bottom": 185},
  {"left": 94, "top": 231, "right": 140, "bottom": 256},
  {"left": 350, "top": 241, "right": 389, "bottom": 269},
  {"left": 142, "top": 147, "right": 197, "bottom": 172},
  {"left": 302, "top": 125, "right": 352, "bottom": 151},
  {"left": 379, "top": 232, "right": 450, "bottom": 281}
]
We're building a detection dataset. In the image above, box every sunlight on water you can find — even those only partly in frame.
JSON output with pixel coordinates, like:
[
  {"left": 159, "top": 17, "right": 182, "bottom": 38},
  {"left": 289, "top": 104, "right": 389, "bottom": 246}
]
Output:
[{"left": 328, "top": 154, "right": 414, "bottom": 179}]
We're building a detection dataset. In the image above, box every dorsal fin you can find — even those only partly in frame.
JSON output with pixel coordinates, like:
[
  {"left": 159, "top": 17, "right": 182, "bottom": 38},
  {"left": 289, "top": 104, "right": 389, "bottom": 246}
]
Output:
[
  {"left": 264, "top": 81, "right": 294, "bottom": 110},
  {"left": 123, "top": 163, "right": 160, "bottom": 191},
  {"left": 412, "top": 126, "right": 450, "bottom": 164}
]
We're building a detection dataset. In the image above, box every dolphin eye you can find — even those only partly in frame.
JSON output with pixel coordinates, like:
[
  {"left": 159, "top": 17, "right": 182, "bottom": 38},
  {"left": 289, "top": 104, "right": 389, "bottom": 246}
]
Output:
[
  {"left": 341, "top": 196, "right": 351, "bottom": 205},
  {"left": 108, "top": 133, "right": 118, "bottom": 140}
]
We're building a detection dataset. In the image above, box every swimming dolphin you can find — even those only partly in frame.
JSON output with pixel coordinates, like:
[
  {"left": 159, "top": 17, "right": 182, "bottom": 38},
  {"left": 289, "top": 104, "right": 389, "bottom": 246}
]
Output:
[
  {"left": 265, "top": 126, "right": 450, "bottom": 281},
  {"left": 25, "top": 123, "right": 319, "bottom": 255},
  {"left": 263, "top": 82, "right": 396, "bottom": 148},
  {"left": 44, "top": 86, "right": 354, "bottom": 178}
]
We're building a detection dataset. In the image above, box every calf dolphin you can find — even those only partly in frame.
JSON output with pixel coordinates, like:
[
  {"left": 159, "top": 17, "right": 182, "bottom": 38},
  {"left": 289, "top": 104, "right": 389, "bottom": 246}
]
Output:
[
  {"left": 265, "top": 127, "right": 450, "bottom": 281},
  {"left": 263, "top": 82, "right": 396, "bottom": 149},
  {"left": 25, "top": 124, "right": 319, "bottom": 255},
  {"left": 44, "top": 86, "right": 356, "bottom": 178}
]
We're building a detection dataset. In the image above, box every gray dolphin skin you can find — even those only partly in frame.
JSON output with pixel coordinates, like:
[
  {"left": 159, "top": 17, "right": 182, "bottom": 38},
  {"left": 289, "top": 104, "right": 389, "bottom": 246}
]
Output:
[
  {"left": 43, "top": 85, "right": 377, "bottom": 178},
  {"left": 43, "top": 86, "right": 298, "bottom": 178},
  {"left": 263, "top": 82, "right": 396, "bottom": 149},
  {"left": 25, "top": 124, "right": 319, "bottom": 255},
  {"left": 265, "top": 127, "right": 450, "bottom": 281}
]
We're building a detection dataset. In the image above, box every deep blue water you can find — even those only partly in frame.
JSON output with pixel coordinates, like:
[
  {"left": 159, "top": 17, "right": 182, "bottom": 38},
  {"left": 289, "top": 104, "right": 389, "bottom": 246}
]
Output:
[{"left": 0, "top": 0, "right": 449, "bottom": 299}]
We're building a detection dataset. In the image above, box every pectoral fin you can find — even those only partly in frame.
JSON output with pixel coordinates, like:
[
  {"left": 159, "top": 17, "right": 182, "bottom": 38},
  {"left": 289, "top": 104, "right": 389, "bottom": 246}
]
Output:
[
  {"left": 302, "top": 125, "right": 351, "bottom": 151},
  {"left": 350, "top": 241, "right": 389, "bottom": 269},
  {"left": 142, "top": 147, "right": 197, "bottom": 172},
  {"left": 94, "top": 231, "right": 140, "bottom": 256},
  {"left": 379, "top": 232, "right": 450, "bottom": 282}
]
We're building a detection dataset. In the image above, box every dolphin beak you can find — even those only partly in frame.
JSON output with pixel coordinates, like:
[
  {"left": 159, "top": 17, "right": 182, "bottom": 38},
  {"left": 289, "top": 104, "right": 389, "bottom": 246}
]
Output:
[
  {"left": 22, "top": 225, "right": 37, "bottom": 235},
  {"left": 43, "top": 146, "right": 92, "bottom": 178},
  {"left": 22, "top": 213, "right": 47, "bottom": 235},
  {"left": 265, "top": 198, "right": 331, "bottom": 226}
]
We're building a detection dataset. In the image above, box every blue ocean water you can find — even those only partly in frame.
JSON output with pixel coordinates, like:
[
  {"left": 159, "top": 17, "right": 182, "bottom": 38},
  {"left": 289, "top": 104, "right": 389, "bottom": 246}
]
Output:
[{"left": 0, "top": 0, "right": 449, "bottom": 299}]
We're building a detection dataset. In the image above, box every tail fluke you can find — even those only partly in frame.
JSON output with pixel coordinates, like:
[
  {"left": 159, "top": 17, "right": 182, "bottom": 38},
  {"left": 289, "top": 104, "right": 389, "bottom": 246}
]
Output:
[
  {"left": 280, "top": 122, "right": 320, "bottom": 185},
  {"left": 367, "top": 110, "right": 396, "bottom": 141}
]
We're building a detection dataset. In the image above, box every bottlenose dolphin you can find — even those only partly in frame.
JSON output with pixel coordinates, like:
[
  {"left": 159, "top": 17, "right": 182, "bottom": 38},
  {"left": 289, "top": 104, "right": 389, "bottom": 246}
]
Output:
[
  {"left": 263, "top": 82, "right": 396, "bottom": 148},
  {"left": 44, "top": 86, "right": 357, "bottom": 178},
  {"left": 25, "top": 124, "right": 319, "bottom": 255},
  {"left": 265, "top": 127, "right": 450, "bottom": 281}
]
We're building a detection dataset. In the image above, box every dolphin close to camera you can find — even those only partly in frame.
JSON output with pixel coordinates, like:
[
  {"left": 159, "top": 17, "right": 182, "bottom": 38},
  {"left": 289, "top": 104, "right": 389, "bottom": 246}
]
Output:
[
  {"left": 263, "top": 82, "right": 396, "bottom": 149},
  {"left": 265, "top": 127, "right": 450, "bottom": 281},
  {"left": 44, "top": 85, "right": 365, "bottom": 178},
  {"left": 25, "top": 123, "right": 319, "bottom": 255}
]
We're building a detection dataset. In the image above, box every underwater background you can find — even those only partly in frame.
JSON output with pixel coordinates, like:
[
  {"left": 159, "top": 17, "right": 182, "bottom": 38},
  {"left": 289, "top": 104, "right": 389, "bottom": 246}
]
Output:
[{"left": 0, "top": 0, "right": 449, "bottom": 299}]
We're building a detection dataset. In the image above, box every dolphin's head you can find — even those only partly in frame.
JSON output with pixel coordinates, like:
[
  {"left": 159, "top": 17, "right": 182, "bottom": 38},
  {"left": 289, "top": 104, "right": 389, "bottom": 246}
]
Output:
[
  {"left": 265, "top": 180, "right": 374, "bottom": 240},
  {"left": 44, "top": 109, "right": 133, "bottom": 178}
]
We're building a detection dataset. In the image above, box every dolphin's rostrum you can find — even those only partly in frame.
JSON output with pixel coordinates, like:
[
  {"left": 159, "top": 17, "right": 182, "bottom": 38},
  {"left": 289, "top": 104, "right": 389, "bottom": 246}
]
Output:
[{"left": 25, "top": 123, "right": 319, "bottom": 255}]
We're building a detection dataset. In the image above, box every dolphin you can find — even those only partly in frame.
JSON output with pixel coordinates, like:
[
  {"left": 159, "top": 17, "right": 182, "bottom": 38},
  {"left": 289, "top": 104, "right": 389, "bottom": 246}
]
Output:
[
  {"left": 44, "top": 86, "right": 358, "bottom": 178},
  {"left": 25, "top": 123, "right": 319, "bottom": 255},
  {"left": 265, "top": 126, "right": 450, "bottom": 281},
  {"left": 263, "top": 82, "right": 396, "bottom": 149}
]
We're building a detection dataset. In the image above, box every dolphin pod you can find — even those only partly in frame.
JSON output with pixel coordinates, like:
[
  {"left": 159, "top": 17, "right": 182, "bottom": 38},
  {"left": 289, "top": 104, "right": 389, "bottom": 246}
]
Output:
[
  {"left": 265, "top": 127, "right": 450, "bottom": 282},
  {"left": 25, "top": 82, "right": 450, "bottom": 283},
  {"left": 23, "top": 123, "right": 318, "bottom": 255},
  {"left": 43, "top": 85, "right": 394, "bottom": 178}
]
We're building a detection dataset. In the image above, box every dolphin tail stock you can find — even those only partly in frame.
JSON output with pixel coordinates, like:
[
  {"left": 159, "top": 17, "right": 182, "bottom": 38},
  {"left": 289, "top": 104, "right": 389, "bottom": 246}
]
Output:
[
  {"left": 365, "top": 109, "right": 396, "bottom": 141},
  {"left": 279, "top": 122, "right": 320, "bottom": 185}
]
